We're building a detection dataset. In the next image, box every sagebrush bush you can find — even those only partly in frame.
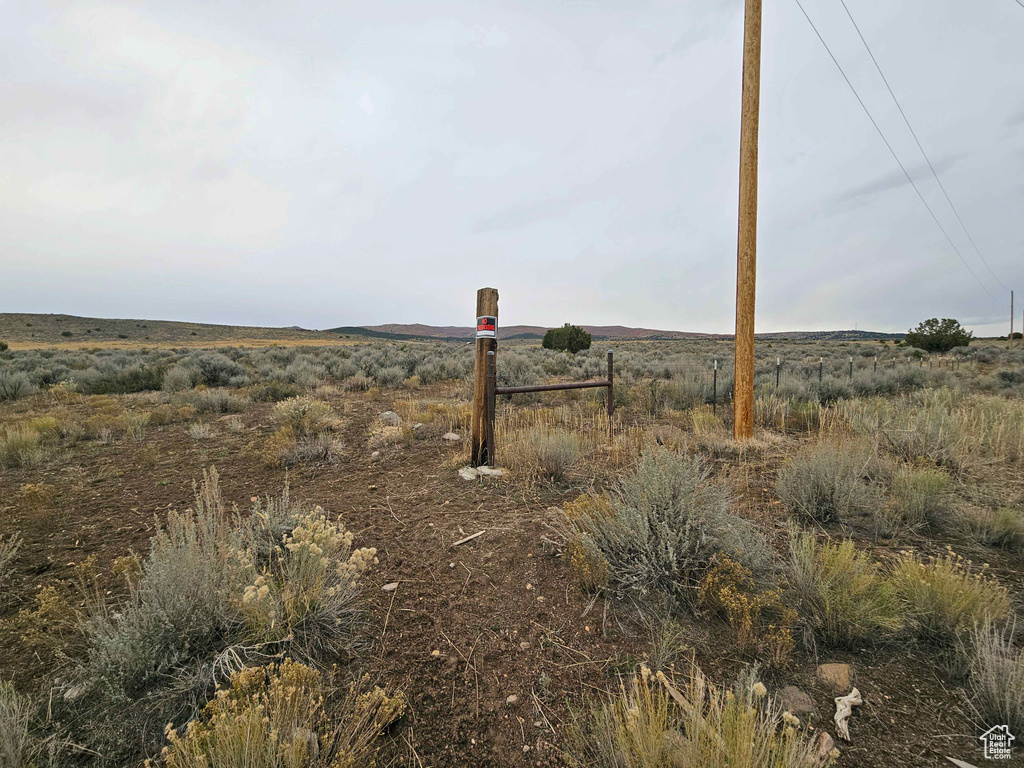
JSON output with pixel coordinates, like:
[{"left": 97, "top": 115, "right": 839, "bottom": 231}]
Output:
[
  {"left": 566, "top": 665, "right": 821, "bottom": 768},
  {"left": 161, "top": 365, "right": 194, "bottom": 393},
  {"left": 183, "top": 388, "right": 248, "bottom": 415},
  {"left": 788, "top": 533, "right": 902, "bottom": 647},
  {"left": 373, "top": 365, "right": 406, "bottom": 388},
  {"left": 562, "top": 448, "right": 769, "bottom": 603},
  {"left": 964, "top": 622, "right": 1024, "bottom": 734},
  {"left": 273, "top": 396, "right": 334, "bottom": 436},
  {"left": 69, "top": 468, "right": 376, "bottom": 762},
  {"left": 0, "top": 427, "right": 45, "bottom": 469},
  {"left": 964, "top": 506, "right": 1024, "bottom": 550},
  {"left": 0, "top": 372, "right": 36, "bottom": 402},
  {"left": 776, "top": 443, "right": 880, "bottom": 523},
  {"left": 892, "top": 549, "right": 1010, "bottom": 643}
]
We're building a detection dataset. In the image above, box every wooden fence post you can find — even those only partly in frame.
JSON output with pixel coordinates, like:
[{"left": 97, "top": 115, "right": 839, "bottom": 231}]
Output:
[
  {"left": 606, "top": 350, "right": 614, "bottom": 439},
  {"left": 486, "top": 350, "right": 496, "bottom": 465},
  {"left": 471, "top": 287, "right": 498, "bottom": 466}
]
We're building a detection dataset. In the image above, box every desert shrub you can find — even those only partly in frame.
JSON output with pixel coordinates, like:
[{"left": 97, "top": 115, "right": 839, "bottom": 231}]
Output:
[
  {"left": 892, "top": 549, "right": 1010, "bottom": 644},
  {"left": 162, "top": 365, "right": 195, "bottom": 393},
  {"left": 285, "top": 432, "right": 344, "bottom": 465},
  {"left": 906, "top": 317, "right": 972, "bottom": 353},
  {"left": 562, "top": 448, "right": 769, "bottom": 604},
  {"left": 964, "top": 507, "right": 1024, "bottom": 550},
  {"left": 119, "top": 411, "right": 151, "bottom": 442},
  {"left": 0, "top": 680, "right": 36, "bottom": 768},
  {"left": 184, "top": 388, "right": 248, "bottom": 414},
  {"left": 788, "top": 533, "right": 902, "bottom": 647},
  {"left": 69, "top": 469, "right": 376, "bottom": 761},
  {"left": 884, "top": 466, "right": 950, "bottom": 533},
  {"left": 80, "top": 363, "right": 164, "bottom": 394},
  {"left": 776, "top": 444, "right": 880, "bottom": 523},
  {"left": 373, "top": 365, "right": 406, "bottom": 388},
  {"left": 566, "top": 665, "right": 822, "bottom": 768},
  {"left": 0, "top": 341, "right": 7, "bottom": 351},
  {"left": 162, "top": 660, "right": 405, "bottom": 768},
  {"left": 0, "top": 372, "right": 36, "bottom": 401},
  {"left": 250, "top": 380, "right": 302, "bottom": 402},
  {"left": 191, "top": 352, "right": 245, "bottom": 387},
  {"left": 0, "top": 427, "right": 44, "bottom": 469},
  {"left": 187, "top": 421, "right": 216, "bottom": 440},
  {"left": 273, "top": 396, "right": 334, "bottom": 436},
  {"left": 698, "top": 554, "right": 796, "bottom": 666},
  {"left": 501, "top": 426, "right": 581, "bottom": 482},
  {"left": 543, "top": 323, "right": 592, "bottom": 353},
  {"left": 964, "top": 622, "right": 1024, "bottom": 734}
]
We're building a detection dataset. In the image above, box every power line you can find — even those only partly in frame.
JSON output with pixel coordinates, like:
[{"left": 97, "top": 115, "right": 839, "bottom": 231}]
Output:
[
  {"left": 791, "top": 0, "right": 998, "bottom": 304},
  {"left": 837, "top": 0, "right": 1009, "bottom": 293}
]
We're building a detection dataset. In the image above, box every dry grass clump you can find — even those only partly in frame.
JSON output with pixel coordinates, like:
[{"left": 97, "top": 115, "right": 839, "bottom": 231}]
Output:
[
  {"left": 0, "top": 680, "right": 36, "bottom": 768},
  {"left": 161, "top": 660, "right": 405, "bottom": 768},
  {"left": 788, "top": 533, "right": 902, "bottom": 647},
  {"left": 875, "top": 466, "right": 951, "bottom": 538},
  {"left": 187, "top": 421, "right": 216, "bottom": 440},
  {"left": 273, "top": 396, "right": 334, "bottom": 435},
  {"left": 566, "top": 664, "right": 825, "bottom": 768},
  {"left": 66, "top": 468, "right": 376, "bottom": 762},
  {"left": 963, "top": 506, "right": 1024, "bottom": 550},
  {"left": 501, "top": 426, "right": 582, "bottom": 482},
  {"left": 0, "top": 533, "right": 22, "bottom": 593},
  {"left": 963, "top": 622, "right": 1024, "bottom": 734},
  {"left": 776, "top": 441, "right": 881, "bottom": 524},
  {"left": 561, "top": 448, "right": 769, "bottom": 605},
  {"left": 0, "top": 427, "right": 45, "bottom": 469},
  {"left": 891, "top": 548, "right": 1010, "bottom": 644}
]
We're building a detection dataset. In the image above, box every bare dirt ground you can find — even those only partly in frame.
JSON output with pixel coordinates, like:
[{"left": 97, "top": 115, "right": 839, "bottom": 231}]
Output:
[{"left": 1, "top": 389, "right": 1020, "bottom": 767}]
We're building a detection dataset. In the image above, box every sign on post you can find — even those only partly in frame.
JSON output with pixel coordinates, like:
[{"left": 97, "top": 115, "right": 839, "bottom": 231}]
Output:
[{"left": 476, "top": 316, "right": 497, "bottom": 338}]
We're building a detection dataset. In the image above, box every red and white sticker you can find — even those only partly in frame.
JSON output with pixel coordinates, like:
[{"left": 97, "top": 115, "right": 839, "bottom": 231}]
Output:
[{"left": 476, "top": 316, "right": 497, "bottom": 338}]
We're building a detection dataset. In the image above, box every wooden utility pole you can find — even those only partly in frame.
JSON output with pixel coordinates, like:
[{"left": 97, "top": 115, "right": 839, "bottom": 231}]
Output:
[
  {"left": 733, "top": 0, "right": 762, "bottom": 440},
  {"left": 471, "top": 287, "right": 498, "bottom": 466},
  {"left": 1010, "top": 290, "right": 1015, "bottom": 347}
]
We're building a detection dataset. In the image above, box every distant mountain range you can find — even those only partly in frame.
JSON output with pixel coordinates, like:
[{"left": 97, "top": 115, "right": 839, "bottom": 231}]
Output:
[{"left": 329, "top": 323, "right": 904, "bottom": 342}]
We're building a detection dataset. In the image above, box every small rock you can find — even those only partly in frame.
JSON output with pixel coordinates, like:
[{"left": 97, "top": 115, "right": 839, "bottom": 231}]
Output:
[
  {"left": 506, "top": 695, "right": 519, "bottom": 705},
  {"left": 816, "top": 663, "right": 853, "bottom": 693},
  {"left": 381, "top": 582, "right": 399, "bottom": 592},
  {"left": 378, "top": 411, "right": 401, "bottom": 426},
  {"left": 780, "top": 685, "right": 815, "bottom": 716},
  {"left": 815, "top": 731, "right": 836, "bottom": 763},
  {"left": 519, "top": 641, "right": 531, "bottom": 649},
  {"left": 443, "top": 432, "right": 462, "bottom": 442},
  {"left": 63, "top": 684, "right": 85, "bottom": 703},
  {"left": 431, "top": 649, "right": 440, "bottom": 657},
  {"left": 412, "top": 422, "right": 424, "bottom": 431},
  {"left": 370, "top": 450, "right": 381, "bottom": 461},
  {"left": 458, "top": 467, "right": 480, "bottom": 481}
]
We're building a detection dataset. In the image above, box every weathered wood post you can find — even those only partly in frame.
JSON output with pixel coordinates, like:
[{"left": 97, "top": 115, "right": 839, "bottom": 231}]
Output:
[
  {"left": 819, "top": 357, "right": 823, "bottom": 382},
  {"left": 471, "top": 287, "right": 498, "bottom": 466},
  {"left": 713, "top": 360, "right": 718, "bottom": 416},
  {"left": 486, "top": 350, "right": 496, "bottom": 466},
  {"left": 606, "top": 350, "right": 614, "bottom": 439}
]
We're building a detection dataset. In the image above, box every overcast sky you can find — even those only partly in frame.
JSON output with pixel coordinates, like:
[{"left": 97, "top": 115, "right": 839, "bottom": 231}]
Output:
[{"left": 2, "top": 0, "right": 1022, "bottom": 335}]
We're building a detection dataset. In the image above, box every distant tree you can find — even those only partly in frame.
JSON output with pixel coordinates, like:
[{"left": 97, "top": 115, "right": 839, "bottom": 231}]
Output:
[
  {"left": 906, "top": 318, "right": 972, "bottom": 353},
  {"left": 542, "top": 324, "right": 592, "bottom": 354},
  {"left": 1013, "top": 332, "right": 1023, "bottom": 341},
  {"left": 0, "top": 341, "right": 7, "bottom": 351}
]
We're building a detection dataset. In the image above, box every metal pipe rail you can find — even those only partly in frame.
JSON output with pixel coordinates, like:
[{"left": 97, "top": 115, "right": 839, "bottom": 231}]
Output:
[{"left": 494, "top": 379, "right": 610, "bottom": 395}]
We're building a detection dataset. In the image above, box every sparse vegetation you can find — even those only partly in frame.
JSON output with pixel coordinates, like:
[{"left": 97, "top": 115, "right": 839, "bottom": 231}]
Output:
[
  {"left": 776, "top": 442, "right": 881, "bottom": 524},
  {"left": 963, "top": 621, "right": 1024, "bottom": 734}
]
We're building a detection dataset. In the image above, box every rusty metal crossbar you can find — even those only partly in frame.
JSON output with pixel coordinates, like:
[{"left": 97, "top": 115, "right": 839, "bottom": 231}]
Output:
[{"left": 494, "top": 379, "right": 610, "bottom": 395}]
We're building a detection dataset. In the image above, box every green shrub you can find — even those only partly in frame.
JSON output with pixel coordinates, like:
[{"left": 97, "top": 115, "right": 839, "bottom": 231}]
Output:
[
  {"left": 892, "top": 549, "right": 1010, "bottom": 643},
  {"left": 906, "top": 317, "right": 972, "bottom": 353},
  {"left": 161, "top": 365, "right": 195, "bottom": 393},
  {"left": 776, "top": 444, "right": 881, "bottom": 523},
  {"left": 0, "top": 341, "right": 8, "bottom": 351},
  {"left": 964, "top": 622, "right": 1024, "bottom": 734},
  {"left": 788, "top": 533, "right": 902, "bottom": 647},
  {"left": 562, "top": 448, "right": 769, "bottom": 603},
  {"left": 0, "top": 427, "right": 44, "bottom": 469},
  {"left": 249, "top": 380, "right": 301, "bottom": 402},
  {"left": 542, "top": 324, "right": 592, "bottom": 353},
  {"left": 965, "top": 507, "right": 1024, "bottom": 550},
  {"left": 183, "top": 389, "right": 248, "bottom": 414}
]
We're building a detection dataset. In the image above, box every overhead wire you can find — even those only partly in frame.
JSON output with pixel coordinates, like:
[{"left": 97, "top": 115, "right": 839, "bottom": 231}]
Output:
[
  {"left": 836, "top": 0, "right": 1009, "bottom": 292},
  {"left": 791, "top": 0, "right": 998, "bottom": 303}
]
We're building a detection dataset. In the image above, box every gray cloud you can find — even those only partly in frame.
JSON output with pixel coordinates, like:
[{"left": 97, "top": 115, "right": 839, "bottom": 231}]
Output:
[{"left": 0, "top": 0, "right": 1022, "bottom": 337}]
